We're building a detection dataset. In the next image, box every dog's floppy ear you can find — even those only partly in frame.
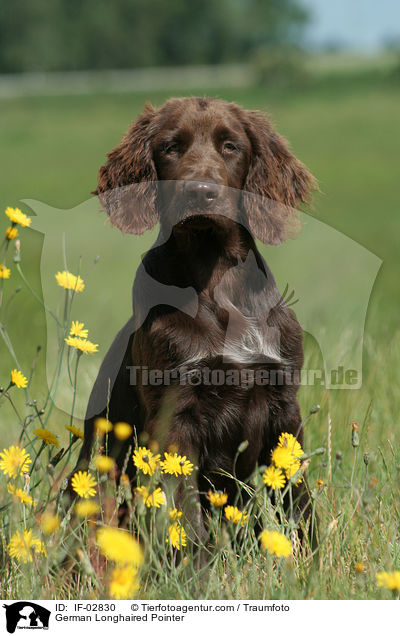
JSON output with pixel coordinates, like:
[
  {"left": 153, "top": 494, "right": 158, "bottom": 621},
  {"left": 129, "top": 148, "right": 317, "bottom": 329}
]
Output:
[
  {"left": 93, "top": 103, "right": 159, "bottom": 234},
  {"left": 240, "top": 109, "right": 316, "bottom": 245}
]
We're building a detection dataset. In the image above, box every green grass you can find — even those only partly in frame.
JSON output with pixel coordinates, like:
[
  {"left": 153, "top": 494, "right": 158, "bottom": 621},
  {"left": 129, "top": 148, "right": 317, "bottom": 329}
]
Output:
[{"left": 0, "top": 67, "right": 400, "bottom": 599}]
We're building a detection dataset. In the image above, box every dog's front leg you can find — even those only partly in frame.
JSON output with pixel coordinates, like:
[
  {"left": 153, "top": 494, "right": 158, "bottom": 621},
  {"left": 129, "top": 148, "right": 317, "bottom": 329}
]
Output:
[{"left": 143, "top": 390, "right": 208, "bottom": 563}]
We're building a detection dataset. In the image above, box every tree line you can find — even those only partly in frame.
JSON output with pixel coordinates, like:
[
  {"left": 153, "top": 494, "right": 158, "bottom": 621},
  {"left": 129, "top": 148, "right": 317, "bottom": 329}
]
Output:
[{"left": 0, "top": 0, "right": 309, "bottom": 73}]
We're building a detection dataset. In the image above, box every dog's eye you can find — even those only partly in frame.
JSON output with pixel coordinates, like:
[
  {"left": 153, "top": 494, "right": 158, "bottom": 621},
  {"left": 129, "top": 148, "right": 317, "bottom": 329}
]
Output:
[
  {"left": 163, "top": 142, "right": 180, "bottom": 155},
  {"left": 222, "top": 141, "right": 237, "bottom": 154}
]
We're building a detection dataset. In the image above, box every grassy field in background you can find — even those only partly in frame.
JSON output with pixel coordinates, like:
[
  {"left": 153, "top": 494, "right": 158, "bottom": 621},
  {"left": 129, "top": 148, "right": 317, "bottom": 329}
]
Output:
[{"left": 1, "top": 66, "right": 400, "bottom": 599}]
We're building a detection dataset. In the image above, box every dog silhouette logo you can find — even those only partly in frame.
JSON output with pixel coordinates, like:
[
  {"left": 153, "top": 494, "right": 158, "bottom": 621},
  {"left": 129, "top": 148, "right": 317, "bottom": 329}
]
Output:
[
  {"left": 26, "top": 193, "right": 381, "bottom": 402},
  {"left": 2, "top": 602, "right": 50, "bottom": 633}
]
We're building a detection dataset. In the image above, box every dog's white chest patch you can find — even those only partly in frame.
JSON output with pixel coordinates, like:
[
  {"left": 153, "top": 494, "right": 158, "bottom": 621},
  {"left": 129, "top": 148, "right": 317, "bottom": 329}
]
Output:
[
  {"left": 182, "top": 300, "right": 283, "bottom": 367},
  {"left": 217, "top": 301, "right": 283, "bottom": 364}
]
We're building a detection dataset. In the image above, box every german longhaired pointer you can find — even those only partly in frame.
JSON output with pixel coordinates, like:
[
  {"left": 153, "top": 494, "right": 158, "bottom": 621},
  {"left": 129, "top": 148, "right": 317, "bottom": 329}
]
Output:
[{"left": 71, "top": 97, "right": 315, "bottom": 541}]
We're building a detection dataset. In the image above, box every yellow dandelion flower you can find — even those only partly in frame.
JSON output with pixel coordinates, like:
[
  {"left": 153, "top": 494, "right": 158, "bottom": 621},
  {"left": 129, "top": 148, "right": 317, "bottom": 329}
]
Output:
[
  {"left": 16, "top": 490, "right": 34, "bottom": 506},
  {"left": 133, "top": 446, "right": 161, "bottom": 476},
  {"left": 285, "top": 460, "right": 302, "bottom": 484},
  {"left": 95, "top": 417, "right": 113, "bottom": 434},
  {"left": 55, "top": 270, "right": 84, "bottom": 292},
  {"left": 0, "top": 264, "right": 11, "bottom": 279},
  {"left": 0, "top": 446, "right": 31, "bottom": 478},
  {"left": 65, "top": 336, "right": 98, "bottom": 354},
  {"left": 277, "top": 432, "right": 304, "bottom": 458},
  {"left": 169, "top": 508, "right": 183, "bottom": 521},
  {"left": 135, "top": 485, "right": 166, "bottom": 508},
  {"left": 224, "top": 505, "right": 248, "bottom": 526},
  {"left": 10, "top": 369, "right": 28, "bottom": 388},
  {"left": 7, "top": 483, "right": 34, "bottom": 506},
  {"left": 376, "top": 571, "right": 400, "bottom": 591},
  {"left": 70, "top": 320, "right": 89, "bottom": 338},
  {"left": 109, "top": 565, "right": 140, "bottom": 599},
  {"left": 160, "top": 452, "right": 194, "bottom": 477},
  {"left": 94, "top": 455, "right": 115, "bottom": 473},
  {"left": 271, "top": 445, "right": 295, "bottom": 470},
  {"left": 71, "top": 471, "right": 97, "bottom": 499},
  {"left": 33, "top": 428, "right": 59, "bottom": 447},
  {"left": 5, "top": 226, "right": 18, "bottom": 240},
  {"left": 65, "top": 424, "right": 84, "bottom": 440},
  {"left": 207, "top": 490, "right": 228, "bottom": 507},
  {"left": 120, "top": 473, "right": 130, "bottom": 486},
  {"left": 167, "top": 523, "right": 187, "bottom": 550},
  {"left": 260, "top": 529, "right": 292, "bottom": 558},
  {"left": 40, "top": 512, "right": 61, "bottom": 534},
  {"left": 5, "top": 207, "right": 31, "bottom": 227},
  {"left": 75, "top": 500, "right": 101, "bottom": 518},
  {"left": 114, "top": 422, "right": 133, "bottom": 441},
  {"left": 263, "top": 465, "right": 286, "bottom": 489},
  {"left": 316, "top": 479, "right": 324, "bottom": 488},
  {"left": 355, "top": 562, "right": 365, "bottom": 574},
  {"left": 96, "top": 527, "right": 143, "bottom": 566},
  {"left": 8, "top": 529, "right": 46, "bottom": 562}
]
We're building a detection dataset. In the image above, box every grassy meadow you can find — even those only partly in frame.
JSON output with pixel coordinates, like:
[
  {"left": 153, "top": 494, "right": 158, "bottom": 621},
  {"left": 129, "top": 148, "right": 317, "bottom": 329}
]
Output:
[{"left": 0, "top": 61, "right": 400, "bottom": 599}]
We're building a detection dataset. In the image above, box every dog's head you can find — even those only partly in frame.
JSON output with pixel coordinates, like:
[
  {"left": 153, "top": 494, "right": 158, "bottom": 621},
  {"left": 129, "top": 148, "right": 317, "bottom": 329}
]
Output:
[{"left": 95, "top": 97, "right": 315, "bottom": 244}]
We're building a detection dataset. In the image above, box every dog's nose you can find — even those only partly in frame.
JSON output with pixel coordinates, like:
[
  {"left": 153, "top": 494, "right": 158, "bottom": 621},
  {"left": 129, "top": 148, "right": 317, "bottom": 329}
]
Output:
[{"left": 183, "top": 181, "right": 219, "bottom": 208}]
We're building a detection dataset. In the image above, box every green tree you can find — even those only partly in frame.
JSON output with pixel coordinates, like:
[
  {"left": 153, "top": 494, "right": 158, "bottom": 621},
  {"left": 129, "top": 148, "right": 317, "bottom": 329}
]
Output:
[{"left": 0, "top": 0, "right": 309, "bottom": 72}]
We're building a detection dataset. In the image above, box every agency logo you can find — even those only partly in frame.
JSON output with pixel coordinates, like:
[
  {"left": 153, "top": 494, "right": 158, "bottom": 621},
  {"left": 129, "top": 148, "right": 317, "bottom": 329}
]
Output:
[{"left": 2, "top": 603, "right": 50, "bottom": 633}]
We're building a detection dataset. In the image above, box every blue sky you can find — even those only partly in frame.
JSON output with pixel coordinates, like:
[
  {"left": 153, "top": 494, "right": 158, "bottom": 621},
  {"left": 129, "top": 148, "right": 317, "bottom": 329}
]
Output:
[{"left": 301, "top": 0, "right": 400, "bottom": 51}]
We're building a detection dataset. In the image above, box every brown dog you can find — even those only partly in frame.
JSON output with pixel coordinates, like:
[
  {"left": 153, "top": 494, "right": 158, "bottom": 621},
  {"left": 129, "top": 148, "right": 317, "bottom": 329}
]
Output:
[{"left": 72, "top": 97, "right": 315, "bottom": 540}]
